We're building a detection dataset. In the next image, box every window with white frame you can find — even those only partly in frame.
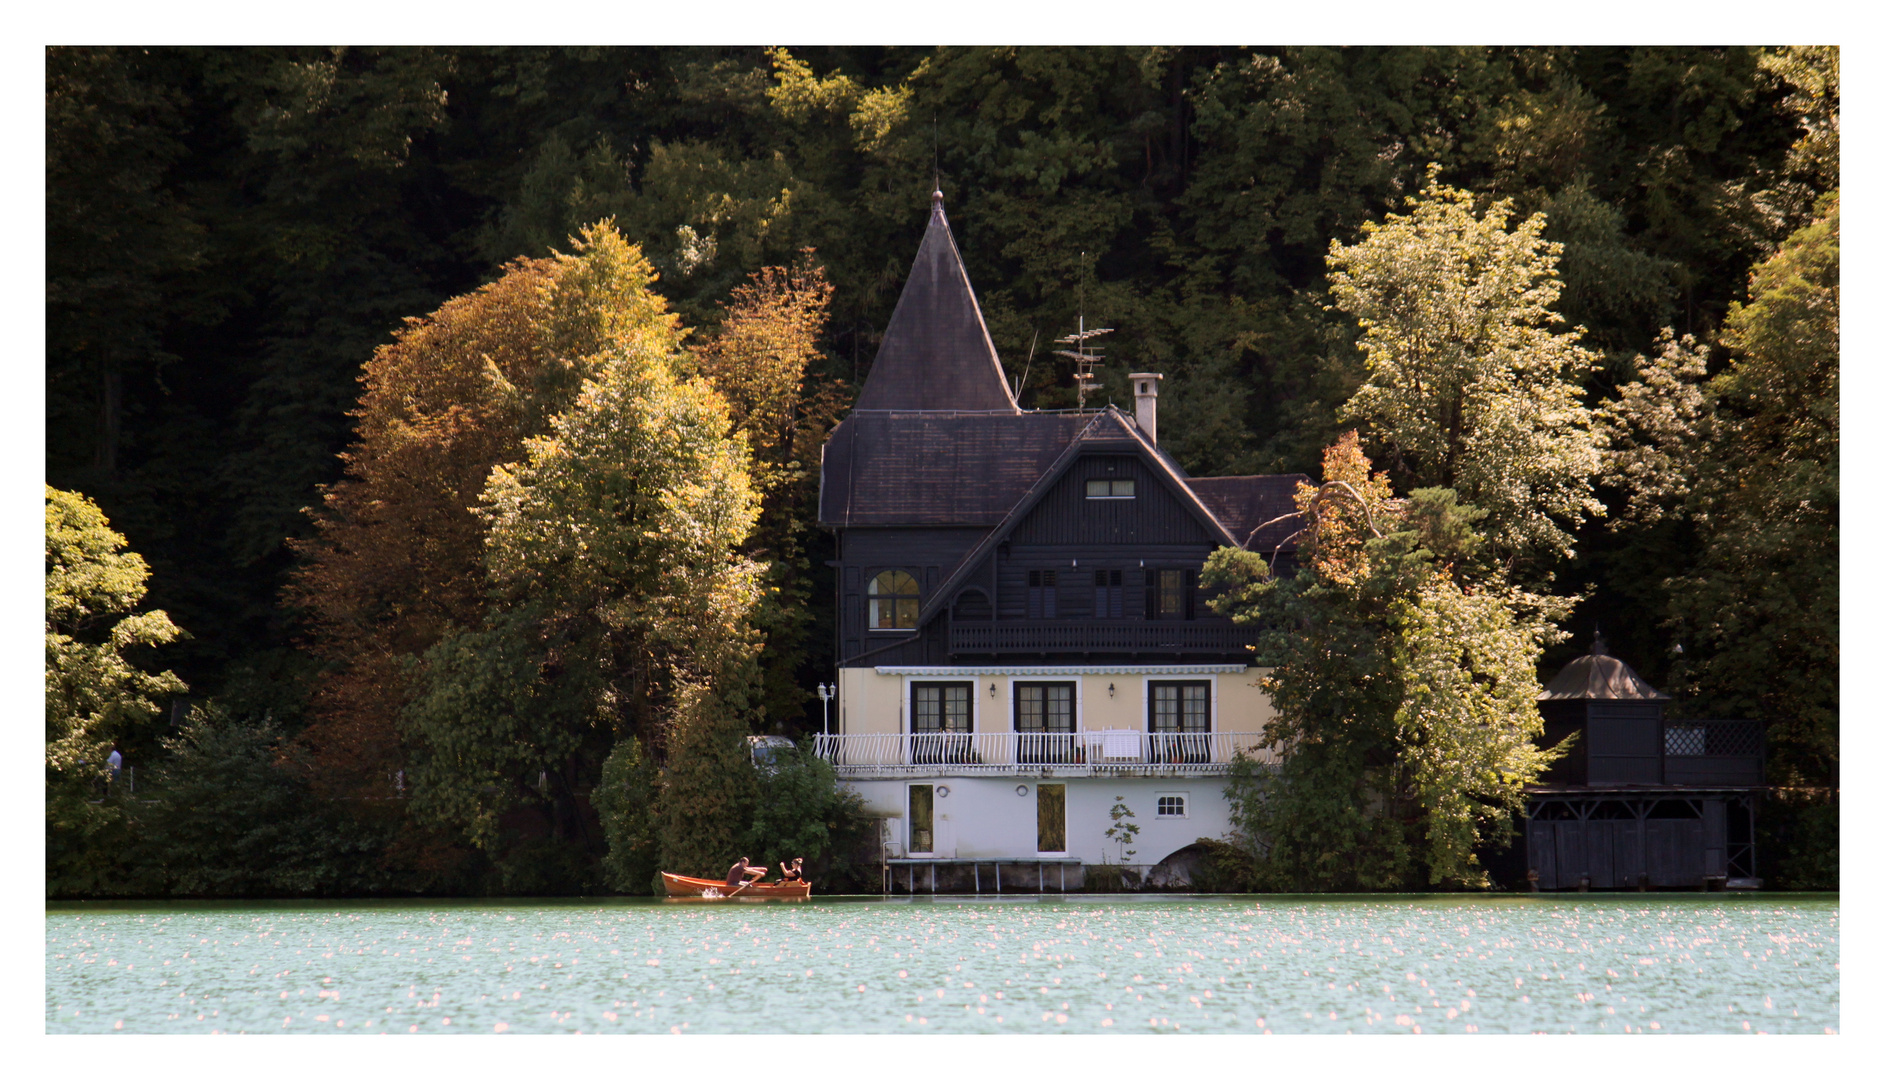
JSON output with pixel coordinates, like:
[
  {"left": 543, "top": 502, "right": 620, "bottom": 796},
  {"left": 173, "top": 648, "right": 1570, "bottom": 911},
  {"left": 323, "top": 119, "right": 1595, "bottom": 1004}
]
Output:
[{"left": 1155, "top": 793, "right": 1188, "bottom": 818}]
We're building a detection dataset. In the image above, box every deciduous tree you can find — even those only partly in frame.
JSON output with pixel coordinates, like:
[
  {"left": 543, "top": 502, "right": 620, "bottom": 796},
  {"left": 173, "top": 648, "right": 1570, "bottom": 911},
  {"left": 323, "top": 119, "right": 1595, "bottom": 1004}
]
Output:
[
  {"left": 45, "top": 486, "right": 186, "bottom": 889},
  {"left": 1327, "top": 173, "right": 1605, "bottom": 570},
  {"left": 1205, "top": 435, "right": 1564, "bottom": 889}
]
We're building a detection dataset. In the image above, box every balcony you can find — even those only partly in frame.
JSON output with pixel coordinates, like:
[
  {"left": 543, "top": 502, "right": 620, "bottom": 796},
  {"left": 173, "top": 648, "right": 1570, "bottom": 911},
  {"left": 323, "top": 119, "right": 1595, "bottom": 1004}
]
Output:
[
  {"left": 947, "top": 620, "right": 1261, "bottom": 657},
  {"left": 812, "top": 731, "right": 1276, "bottom": 778},
  {"left": 1661, "top": 720, "right": 1765, "bottom": 786}
]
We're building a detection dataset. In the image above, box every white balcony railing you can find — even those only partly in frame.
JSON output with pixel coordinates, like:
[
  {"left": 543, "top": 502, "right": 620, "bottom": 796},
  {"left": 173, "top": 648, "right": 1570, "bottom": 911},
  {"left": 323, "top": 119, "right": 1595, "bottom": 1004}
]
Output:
[{"left": 812, "top": 731, "right": 1276, "bottom": 776}]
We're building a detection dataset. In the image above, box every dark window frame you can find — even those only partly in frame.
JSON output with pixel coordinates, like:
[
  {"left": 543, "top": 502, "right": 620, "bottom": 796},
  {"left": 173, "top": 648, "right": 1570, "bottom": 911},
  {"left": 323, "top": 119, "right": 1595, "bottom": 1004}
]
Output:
[
  {"left": 1013, "top": 681, "right": 1076, "bottom": 734},
  {"left": 911, "top": 681, "right": 974, "bottom": 734},
  {"left": 1145, "top": 567, "right": 1197, "bottom": 620},
  {"left": 867, "top": 569, "right": 920, "bottom": 631},
  {"left": 1148, "top": 681, "right": 1211, "bottom": 734},
  {"left": 1084, "top": 477, "right": 1136, "bottom": 499}
]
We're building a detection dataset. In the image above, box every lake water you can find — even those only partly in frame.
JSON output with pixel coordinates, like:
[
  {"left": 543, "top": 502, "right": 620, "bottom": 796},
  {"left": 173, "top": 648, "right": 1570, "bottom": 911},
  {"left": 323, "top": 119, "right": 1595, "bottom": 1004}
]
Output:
[{"left": 46, "top": 893, "right": 1836, "bottom": 1034}]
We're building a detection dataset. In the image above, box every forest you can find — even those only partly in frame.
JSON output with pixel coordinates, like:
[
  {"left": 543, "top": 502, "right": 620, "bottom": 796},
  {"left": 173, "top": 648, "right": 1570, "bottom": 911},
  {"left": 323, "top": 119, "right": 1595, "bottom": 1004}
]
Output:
[{"left": 46, "top": 46, "right": 1837, "bottom": 896}]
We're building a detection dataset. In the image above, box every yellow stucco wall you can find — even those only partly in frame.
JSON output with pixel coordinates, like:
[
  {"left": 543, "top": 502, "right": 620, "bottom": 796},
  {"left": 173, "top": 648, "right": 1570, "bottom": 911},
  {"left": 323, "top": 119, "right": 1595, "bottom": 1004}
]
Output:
[{"left": 836, "top": 667, "right": 1274, "bottom": 737}]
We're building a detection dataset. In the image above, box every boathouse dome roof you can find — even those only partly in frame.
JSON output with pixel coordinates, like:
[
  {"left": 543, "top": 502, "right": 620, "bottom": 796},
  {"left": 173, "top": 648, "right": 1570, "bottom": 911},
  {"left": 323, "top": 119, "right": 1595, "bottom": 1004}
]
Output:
[{"left": 1538, "top": 633, "right": 1670, "bottom": 701}]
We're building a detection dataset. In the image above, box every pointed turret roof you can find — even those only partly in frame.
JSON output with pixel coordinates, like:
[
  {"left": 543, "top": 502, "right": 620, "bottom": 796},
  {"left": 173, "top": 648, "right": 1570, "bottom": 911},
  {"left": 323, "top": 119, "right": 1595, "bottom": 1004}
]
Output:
[
  {"left": 852, "top": 191, "right": 1019, "bottom": 413},
  {"left": 1539, "top": 633, "right": 1671, "bottom": 701}
]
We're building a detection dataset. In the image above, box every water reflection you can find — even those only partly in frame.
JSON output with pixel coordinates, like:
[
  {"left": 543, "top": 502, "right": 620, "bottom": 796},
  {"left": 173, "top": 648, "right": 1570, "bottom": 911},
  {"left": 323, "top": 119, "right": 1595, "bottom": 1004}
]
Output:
[{"left": 46, "top": 894, "right": 1838, "bottom": 1034}]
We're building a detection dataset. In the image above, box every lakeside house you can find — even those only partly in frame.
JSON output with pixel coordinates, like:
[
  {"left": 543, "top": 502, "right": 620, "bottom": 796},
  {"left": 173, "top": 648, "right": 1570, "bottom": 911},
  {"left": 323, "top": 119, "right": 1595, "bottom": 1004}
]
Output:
[
  {"left": 814, "top": 191, "right": 1305, "bottom": 892},
  {"left": 811, "top": 192, "right": 1768, "bottom": 894}
]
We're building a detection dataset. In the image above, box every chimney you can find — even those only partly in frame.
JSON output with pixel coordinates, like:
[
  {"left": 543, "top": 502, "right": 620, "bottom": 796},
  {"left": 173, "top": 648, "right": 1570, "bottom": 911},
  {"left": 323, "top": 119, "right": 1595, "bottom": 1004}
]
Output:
[{"left": 1129, "top": 372, "right": 1162, "bottom": 443}]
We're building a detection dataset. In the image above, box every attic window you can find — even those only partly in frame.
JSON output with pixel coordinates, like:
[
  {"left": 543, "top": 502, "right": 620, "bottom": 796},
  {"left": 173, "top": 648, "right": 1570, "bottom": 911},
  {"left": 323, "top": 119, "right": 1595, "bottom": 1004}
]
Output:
[
  {"left": 1085, "top": 478, "right": 1135, "bottom": 499},
  {"left": 868, "top": 570, "right": 919, "bottom": 630}
]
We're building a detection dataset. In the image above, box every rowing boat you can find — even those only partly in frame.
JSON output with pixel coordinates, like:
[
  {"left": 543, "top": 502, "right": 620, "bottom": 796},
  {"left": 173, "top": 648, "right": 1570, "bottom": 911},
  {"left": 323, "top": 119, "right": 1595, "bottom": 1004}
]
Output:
[{"left": 660, "top": 871, "right": 812, "bottom": 900}]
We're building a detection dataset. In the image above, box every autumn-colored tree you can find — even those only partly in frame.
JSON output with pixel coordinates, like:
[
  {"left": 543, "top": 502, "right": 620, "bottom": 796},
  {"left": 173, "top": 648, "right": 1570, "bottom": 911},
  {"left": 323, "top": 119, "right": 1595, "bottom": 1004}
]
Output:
[
  {"left": 402, "top": 313, "right": 762, "bottom": 855},
  {"left": 693, "top": 259, "right": 847, "bottom": 727},
  {"left": 290, "top": 225, "right": 682, "bottom": 801}
]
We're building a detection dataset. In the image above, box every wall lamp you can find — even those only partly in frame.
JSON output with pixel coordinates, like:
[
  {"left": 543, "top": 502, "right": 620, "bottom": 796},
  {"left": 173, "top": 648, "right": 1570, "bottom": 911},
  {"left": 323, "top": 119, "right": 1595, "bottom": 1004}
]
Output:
[
  {"left": 989, "top": 682, "right": 997, "bottom": 698},
  {"left": 1108, "top": 682, "right": 1116, "bottom": 698}
]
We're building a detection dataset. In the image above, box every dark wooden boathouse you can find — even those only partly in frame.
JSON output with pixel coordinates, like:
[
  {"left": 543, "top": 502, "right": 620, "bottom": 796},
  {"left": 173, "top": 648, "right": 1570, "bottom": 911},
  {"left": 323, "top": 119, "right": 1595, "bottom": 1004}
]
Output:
[{"left": 1524, "top": 635, "right": 1764, "bottom": 890}]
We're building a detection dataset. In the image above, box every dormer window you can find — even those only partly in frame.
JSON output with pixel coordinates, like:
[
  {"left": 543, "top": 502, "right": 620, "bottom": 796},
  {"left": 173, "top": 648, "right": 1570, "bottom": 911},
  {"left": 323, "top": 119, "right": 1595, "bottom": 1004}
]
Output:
[
  {"left": 1085, "top": 478, "right": 1135, "bottom": 499},
  {"left": 868, "top": 570, "right": 919, "bottom": 630}
]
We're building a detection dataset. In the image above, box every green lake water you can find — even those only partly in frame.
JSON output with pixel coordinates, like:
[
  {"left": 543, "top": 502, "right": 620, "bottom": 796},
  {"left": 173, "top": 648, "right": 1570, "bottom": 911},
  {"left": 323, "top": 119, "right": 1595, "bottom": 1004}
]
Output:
[{"left": 46, "top": 893, "right": 1837, "bottom": 1034}]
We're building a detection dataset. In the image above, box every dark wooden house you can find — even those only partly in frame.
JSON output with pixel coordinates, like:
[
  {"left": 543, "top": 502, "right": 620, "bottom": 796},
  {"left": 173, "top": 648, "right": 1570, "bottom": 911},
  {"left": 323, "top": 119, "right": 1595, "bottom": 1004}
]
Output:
[
  {"left": 1524, "top": 635, "right": 1764, "bottom": 890},
  {"left": 815, "top": 191, "right": 1305, "bottom": 887}
]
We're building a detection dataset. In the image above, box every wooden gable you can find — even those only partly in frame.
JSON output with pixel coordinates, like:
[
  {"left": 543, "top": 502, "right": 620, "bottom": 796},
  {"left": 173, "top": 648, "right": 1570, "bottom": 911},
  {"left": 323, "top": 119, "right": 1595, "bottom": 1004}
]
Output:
[{"left": 1008, "top": 453, "right": 1220, "bottom": 548}]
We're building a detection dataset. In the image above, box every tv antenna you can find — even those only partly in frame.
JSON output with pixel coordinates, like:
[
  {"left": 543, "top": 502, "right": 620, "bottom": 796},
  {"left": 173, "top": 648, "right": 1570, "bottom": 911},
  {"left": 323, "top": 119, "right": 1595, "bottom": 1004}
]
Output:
[{"left": 1052, "top": 251, "right": 1111, "bottom": 408}]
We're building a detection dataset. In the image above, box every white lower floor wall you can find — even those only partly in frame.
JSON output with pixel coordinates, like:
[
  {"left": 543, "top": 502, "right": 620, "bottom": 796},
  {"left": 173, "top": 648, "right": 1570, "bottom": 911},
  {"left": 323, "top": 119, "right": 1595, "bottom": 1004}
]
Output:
[{"left": 842, "top": 775, "right": 1233, "bottom": 870}]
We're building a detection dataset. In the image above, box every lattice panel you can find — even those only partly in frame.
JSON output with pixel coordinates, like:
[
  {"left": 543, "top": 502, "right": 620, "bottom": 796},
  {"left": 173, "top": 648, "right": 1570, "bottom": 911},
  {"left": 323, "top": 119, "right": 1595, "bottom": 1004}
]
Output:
[
  {"left": 1664, "top": 721, "right": 1762, "bottom": 757},
  {"left": 1702, "top": 721, "right": 1764, "bottom": 758},
  {"left": 1665, "top": 725, "right": 1706, "bottom": 756}
]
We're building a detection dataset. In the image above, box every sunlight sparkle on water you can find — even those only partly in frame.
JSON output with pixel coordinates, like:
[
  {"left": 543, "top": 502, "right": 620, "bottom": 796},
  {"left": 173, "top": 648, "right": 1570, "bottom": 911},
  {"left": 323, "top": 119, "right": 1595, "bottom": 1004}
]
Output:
[{"left": 46, "top": 894, "right": 1837, "bottom": 1034}]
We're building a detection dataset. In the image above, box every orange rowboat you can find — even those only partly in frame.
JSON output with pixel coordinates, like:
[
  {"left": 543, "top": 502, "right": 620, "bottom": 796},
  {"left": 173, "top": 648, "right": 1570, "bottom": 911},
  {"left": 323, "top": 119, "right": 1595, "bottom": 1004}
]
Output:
[{"left": 660, "top": 872, "right": 812, "bottom": 900}]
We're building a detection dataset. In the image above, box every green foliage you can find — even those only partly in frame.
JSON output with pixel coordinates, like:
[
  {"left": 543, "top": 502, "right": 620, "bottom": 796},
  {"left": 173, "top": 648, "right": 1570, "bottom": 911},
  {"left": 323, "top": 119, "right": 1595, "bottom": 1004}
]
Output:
[
  {"left": 400, "top": 225, "right": 765, "bottom": 873},
  {"left": 45, "top": 47, "right": 1837, "bottom": 896},
  {"left": 594, "top": 737, "right": 662, "bottom": 894},
  {"left": 45, "top": 487, "right": 187, "bottom": 773},
  {"left": 1204, "top": 438, "right": 1565, "bottom": 890},
  {"left": 1665, "top": 195, "right": 1839, "bottom": 787},
  {"left": 655, "top": 682, "right": 758, "bottom": 879},
  {"left": 45, "top": 486, "right": 186, "bottom": 888},
  {"left": 1758, "top": 789, "right": 1838, "bottom": 891},
  {"left": 1328, "top": 173, "right": 1605, "bottom": 568},
  {"left": 139, "top": 706, "right": 392, "bottom": 897},
  {"left": 747, "top": 741, "right": 875, "bottom": 887},
  {"left": 401, "top": 606, "right": 595, "bottom": 850}
]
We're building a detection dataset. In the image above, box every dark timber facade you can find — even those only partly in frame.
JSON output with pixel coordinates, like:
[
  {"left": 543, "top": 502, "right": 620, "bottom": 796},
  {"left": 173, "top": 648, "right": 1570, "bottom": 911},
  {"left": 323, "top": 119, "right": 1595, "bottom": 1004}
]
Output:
[{"left": 1524, "top": 636, "right": 1765, "bottom": 890}]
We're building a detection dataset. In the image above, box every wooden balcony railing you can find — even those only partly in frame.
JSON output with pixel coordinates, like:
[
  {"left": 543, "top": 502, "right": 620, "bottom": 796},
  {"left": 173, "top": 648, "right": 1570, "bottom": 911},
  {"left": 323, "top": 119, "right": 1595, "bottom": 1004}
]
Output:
[
  {"left": 1661, "top": 720, "right": 1764, "bottom": 786},
  {"left": 812, "top": 731, "right": 1275, "bottom": 777},
  {"left": 948, "top": 620, "right": 1260, "bottom": 656}
]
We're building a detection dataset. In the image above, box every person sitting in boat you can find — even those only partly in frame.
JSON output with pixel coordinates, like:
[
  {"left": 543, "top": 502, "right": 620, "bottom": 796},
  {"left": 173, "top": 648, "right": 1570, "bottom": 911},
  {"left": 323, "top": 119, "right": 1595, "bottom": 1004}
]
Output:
[
  {"left": 779, "top": 858, "right": 804, "bottom": 883},
  {"left": 724, "top": 857, "right": 767, "bottom": 889}
]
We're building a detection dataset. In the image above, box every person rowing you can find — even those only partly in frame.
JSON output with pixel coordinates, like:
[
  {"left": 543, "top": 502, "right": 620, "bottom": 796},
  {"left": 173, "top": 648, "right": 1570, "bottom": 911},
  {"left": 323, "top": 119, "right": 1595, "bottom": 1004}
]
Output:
[{"left": 724, "top": 857, "right": 767, "bottom": 890}]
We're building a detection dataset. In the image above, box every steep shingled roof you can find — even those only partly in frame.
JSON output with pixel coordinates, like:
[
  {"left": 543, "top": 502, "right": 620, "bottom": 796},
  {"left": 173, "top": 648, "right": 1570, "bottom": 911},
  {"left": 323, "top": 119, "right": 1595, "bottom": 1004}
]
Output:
[
  {"left": 819, "top": 411, "right": 1087, "bottom": 527},
  {"left": 851, "top": 191, "right": 1019, "bottom": 414}
]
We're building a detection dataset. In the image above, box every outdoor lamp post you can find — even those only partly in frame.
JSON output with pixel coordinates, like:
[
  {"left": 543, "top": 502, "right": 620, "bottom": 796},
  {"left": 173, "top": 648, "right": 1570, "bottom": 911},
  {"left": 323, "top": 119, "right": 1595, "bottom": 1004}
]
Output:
[{"left": 816, "top": 683, "right": 832, "bottom": 737}]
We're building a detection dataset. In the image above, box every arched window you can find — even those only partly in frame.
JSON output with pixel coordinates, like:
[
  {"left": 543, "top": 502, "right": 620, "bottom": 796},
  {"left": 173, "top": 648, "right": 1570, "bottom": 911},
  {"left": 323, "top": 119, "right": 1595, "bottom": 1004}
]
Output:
[{"left": 867, "top": 570, "right": 920, "bottom": 630}]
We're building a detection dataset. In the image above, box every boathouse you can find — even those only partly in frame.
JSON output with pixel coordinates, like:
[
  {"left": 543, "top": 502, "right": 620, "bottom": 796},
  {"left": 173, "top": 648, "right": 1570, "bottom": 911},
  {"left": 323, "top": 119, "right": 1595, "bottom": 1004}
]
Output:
[
  {"left": 815, "top": 191, "right": 1303, "bottom": 892},
  {"left": 1523, "top": 635, "right": 1764, "bottom": 890}
]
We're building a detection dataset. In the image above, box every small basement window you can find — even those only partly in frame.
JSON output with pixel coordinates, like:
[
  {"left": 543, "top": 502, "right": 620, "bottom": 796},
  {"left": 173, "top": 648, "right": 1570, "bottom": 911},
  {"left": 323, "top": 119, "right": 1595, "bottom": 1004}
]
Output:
[
  {"left": 1085, "top": 478, "right": 1136, "bottom": 499},
  {"left": 1156, "top": 794, "right": 1188, "bottom": 818}
]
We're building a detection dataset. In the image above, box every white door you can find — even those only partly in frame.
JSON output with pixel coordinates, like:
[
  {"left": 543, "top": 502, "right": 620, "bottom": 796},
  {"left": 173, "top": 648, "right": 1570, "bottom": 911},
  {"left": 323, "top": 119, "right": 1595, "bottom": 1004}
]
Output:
[{"left": 934, "top": 809, "right": 957, "bottom": 858}]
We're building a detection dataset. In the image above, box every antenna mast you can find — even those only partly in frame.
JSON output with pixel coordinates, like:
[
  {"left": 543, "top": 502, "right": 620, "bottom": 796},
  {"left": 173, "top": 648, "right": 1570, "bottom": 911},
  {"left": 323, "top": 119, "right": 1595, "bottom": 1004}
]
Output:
[{"left": 1052, "top": 251, "right": 1112, "bottom": 409}]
